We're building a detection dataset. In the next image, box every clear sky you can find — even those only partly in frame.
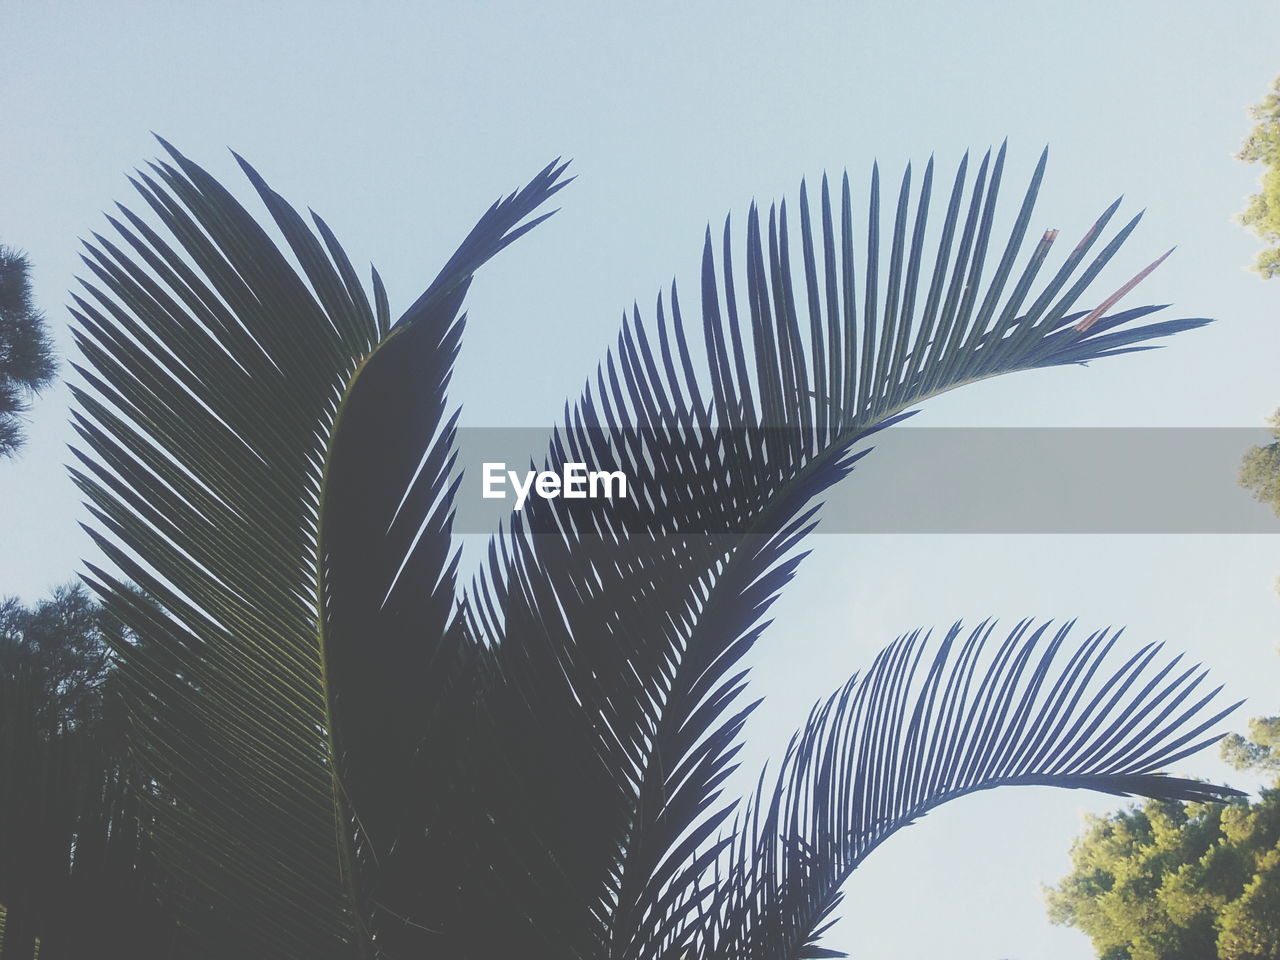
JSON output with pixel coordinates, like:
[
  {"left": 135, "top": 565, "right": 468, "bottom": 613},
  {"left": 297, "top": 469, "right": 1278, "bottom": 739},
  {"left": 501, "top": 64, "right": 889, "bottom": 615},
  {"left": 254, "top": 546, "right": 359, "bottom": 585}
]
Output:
[{"left": 3, "top": 2, "right": 1279, "bottom": 957}]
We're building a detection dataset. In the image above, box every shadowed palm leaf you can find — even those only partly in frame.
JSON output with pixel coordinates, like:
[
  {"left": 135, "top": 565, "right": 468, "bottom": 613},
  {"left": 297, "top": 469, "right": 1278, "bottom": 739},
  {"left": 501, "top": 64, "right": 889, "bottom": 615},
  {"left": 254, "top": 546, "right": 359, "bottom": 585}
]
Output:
[
  {"left": 440, "top": 145, "right": 1228, "bottom": 959},
  {"left": 52, "top": 141, "right": 1238, "bottom": 960},
  {"left": 67, "top": 140, "right": 568, "bottom": 957},
  {"left": 701, "top": 621, "right": 1239, "bottom": 959}
]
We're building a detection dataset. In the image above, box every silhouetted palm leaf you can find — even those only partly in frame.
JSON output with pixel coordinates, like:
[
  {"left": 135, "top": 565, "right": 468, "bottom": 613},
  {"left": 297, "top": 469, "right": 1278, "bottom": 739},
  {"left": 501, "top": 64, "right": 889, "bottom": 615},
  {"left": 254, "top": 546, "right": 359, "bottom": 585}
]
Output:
[
  {"left": 442, "top": 145, "right": 1221, "bottom": 960},
  {"left": 53, "top": 142, "right": 1237, "bottom": 960},
  {"left": 700, "top": 621, "right": 1241, "bottom": 959},
  {"left": 67, "top": 140, "right": 568, "bottom": 957}
]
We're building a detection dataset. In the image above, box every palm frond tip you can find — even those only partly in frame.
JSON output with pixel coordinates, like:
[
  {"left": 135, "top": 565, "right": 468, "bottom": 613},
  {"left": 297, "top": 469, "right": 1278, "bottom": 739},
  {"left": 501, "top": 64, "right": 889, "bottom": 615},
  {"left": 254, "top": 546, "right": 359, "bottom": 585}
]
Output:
[{"left": 700, "top": 621, "right": 1242, "bottom": 960}]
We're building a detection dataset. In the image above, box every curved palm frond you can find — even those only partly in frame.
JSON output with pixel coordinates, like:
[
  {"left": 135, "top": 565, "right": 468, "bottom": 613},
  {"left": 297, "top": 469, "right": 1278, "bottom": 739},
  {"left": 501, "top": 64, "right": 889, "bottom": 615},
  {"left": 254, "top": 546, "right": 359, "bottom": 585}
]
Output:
[
  {"left": 67, "top": 139, "right": 568, "bottom": 957},
  {"left": 57, "top": 141, "right": 1236, "bottom": 960},
  {"left": 442, "top": 145, "right": 1215, "bottom": 959},
  {"left": 700, "top": 621, "right": 1243, "bottom": 960}
]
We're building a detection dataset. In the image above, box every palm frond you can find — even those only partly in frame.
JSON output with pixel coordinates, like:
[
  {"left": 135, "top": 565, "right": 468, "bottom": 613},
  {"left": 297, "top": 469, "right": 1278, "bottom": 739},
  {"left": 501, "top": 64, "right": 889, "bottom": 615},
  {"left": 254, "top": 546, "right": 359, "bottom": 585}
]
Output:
[
  {"left": 450, "top": 146, "right": 1213, "bottom": 959},
  {"left": 60, "top": 141, "right": 1233, "bottom": 960},
  {"left": 700, "top": 621, "right": 1243, "bottom": 960},
  {"left": 67, "top": 139, "right": 567, "bottom": 957}
]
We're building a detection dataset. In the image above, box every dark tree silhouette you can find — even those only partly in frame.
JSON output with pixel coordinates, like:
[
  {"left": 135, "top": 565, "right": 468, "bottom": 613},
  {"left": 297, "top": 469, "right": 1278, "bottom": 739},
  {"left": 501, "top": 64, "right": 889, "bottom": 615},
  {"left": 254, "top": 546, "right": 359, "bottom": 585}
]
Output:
[
  {"left": 0, "top": 586, "right": 178, "bottom": 959},
  {"left": 0, "top": 245, "right": 56, "bottom": 458}
]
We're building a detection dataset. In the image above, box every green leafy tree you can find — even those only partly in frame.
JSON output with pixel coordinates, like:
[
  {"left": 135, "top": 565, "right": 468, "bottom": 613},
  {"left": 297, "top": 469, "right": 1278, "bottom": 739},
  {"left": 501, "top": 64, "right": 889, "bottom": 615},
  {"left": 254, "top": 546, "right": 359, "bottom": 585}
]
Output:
[
  {"left": 1239, "top": 409, "right": 1280, "bottom": 518},
  {"left": 1046, "top": 732, "right": 1280, "bottom": 960},
  {"left": 1222, "top": 719, "right": 1280, "bottom": 775},
  {"left": 2, "top": 141, "right": 1241, "bottom": 959},
  {"left": 1237, "top": 75, "right": 1280, "bottom": 278},
  {"left": 1054, "top": 395, "right": 1280, "bottom": 960},
  {"left": 1048, "top": 404, "right": 1280, "bottom": 959},
  {"left": 0, "top": 245, "right": 56, "bottom": 457}
]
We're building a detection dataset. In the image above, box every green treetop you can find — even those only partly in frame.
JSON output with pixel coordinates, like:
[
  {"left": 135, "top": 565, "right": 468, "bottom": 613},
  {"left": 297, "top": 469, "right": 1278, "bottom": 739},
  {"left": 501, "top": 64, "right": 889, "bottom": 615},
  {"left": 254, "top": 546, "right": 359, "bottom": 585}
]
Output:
[
  {"left": 1046, "top": 735, "right": 1280, "bottom": 960},
  {"left": 1240, "top": 409, "right": 1280, "bottom": 518},
  {"left": 1048, "top": 448, "right": 1280, "bottom": 960},
  {"left": 1238, "top": 76, "right": 1280, "bottom": 278},
  {"left": 1221, "top": 718, "right": 1280, "bottom": 777}
]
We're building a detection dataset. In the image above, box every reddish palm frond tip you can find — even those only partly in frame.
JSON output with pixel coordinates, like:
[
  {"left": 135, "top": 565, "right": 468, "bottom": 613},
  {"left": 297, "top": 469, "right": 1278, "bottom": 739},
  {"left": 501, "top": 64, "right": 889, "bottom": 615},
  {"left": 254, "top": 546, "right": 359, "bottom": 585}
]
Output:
[{"left": 1075, "top": 247, "right": 1176, "bottom": 332}]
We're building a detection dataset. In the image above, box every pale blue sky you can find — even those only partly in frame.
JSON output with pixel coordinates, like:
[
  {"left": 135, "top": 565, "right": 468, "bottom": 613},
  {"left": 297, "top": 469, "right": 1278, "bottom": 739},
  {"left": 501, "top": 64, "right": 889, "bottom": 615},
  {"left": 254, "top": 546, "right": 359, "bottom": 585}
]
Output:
[{"left": 3, "top": 3, "right": 1279, "bottom": 958}]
